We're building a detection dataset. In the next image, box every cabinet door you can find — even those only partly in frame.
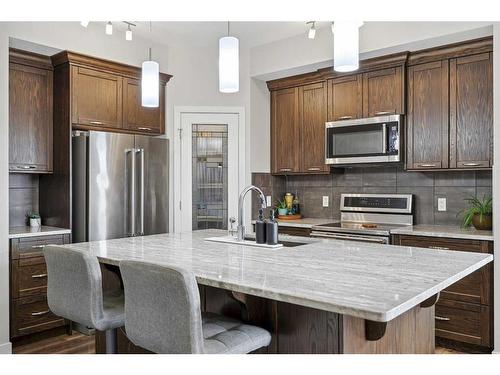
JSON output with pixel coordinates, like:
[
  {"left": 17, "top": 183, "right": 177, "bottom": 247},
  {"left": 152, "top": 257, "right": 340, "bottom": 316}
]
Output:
[
  {"left": 450, "top": 53, "right": 493, "bottom": 169},
  {"left": 71, "top": 66, "right": 123, "bottom": 129},
  {"left": 406, "top": 61, "right": 449, "bottom": 170},
  {"left": 9, "top": 63, "right": 53, "bottom": 173},
  {"left": 327, "top": 74, "right": 362, "bottom": 121},
  {"left": 300, "top": 82, "right": 329, "bottom": 173},
  {"left": 362, "top": 67, "right": 404, "bottom": 117},
  {"left": 271, "top": 87, "right": 300, "bottom": 174},
  {"left": 123, "top": 78, "right": 165, "bottom": 135}
]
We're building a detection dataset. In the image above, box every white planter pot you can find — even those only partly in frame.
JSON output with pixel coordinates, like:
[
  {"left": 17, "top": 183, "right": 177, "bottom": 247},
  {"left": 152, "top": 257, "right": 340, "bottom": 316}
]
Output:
[{"left": 30, "top": 218, "right": 41, "bottom": 227}]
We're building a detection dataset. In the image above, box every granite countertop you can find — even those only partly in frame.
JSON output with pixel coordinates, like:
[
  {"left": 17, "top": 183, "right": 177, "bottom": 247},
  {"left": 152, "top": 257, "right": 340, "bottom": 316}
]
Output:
[
  {"left": 251, "top": 218, "right": 335, "bottom": 228},
  {"left": 9, "top": 226, "right": 72, "bottom": 239},
  {"left": 390, "top": 224, "right": 493, "bottom": 241},
  {"left": 52, "top": 229, "right": 492, "bottom": 323}
]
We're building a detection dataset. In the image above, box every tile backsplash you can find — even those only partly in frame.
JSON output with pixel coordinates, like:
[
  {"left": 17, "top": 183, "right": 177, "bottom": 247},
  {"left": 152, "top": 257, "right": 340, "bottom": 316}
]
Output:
[{"left": 252, "top": 166, "right": 492, "bottom": 226}]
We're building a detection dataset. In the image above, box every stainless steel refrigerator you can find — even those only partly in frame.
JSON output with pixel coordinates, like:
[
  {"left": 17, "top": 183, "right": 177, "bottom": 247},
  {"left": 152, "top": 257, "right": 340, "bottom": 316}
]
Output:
[{"left": 72, "top": 130, "right": 169, "bottom": 242}]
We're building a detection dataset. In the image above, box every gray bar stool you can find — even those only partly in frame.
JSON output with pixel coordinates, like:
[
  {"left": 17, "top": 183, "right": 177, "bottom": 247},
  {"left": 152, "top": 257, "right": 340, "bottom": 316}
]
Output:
[
  {"left": 44, "top": 246, "right": 125, "bottom": 353},
  {"left": 119, "top": 260, "right": 272, "bottom": 354}
]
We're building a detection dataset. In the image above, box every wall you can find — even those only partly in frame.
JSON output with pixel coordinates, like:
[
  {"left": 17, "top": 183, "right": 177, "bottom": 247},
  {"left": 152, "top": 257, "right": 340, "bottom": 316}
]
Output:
[
  {"left": 252, "top": 169, "right": 492, "bottom": 226},
  {"left": 9, "top": 174, "right": 39, "bottom": 227}
]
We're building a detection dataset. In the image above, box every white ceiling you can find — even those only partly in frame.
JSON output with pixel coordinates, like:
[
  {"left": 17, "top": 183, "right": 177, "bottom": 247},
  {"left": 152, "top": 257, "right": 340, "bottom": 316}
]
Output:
[{"left": 105, "top": 21, "right": 332, "bottom": 48}]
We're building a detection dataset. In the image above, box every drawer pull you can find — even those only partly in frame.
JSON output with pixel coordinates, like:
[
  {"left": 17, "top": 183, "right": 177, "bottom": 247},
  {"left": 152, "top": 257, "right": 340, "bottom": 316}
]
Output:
[
  {"left": 435, "top": 316, "right": 450, "bottom": 322},
  {"left": 31, "top": 245, "right": 46, "bottom": 249},
  {"left": 428, "top": 246, "right": 449, "bottom": 250},
  {"left": 375, "top": 111, "right": 392, "bottom": 116},
  {"left": 31, "top": 273, "right": 47, "bottom": 279},
  {"left": 308, "top": 167, "right": 321, "bottom": 171},
  {"left": 138, "top": 127, "right": 152, "bottom": 131},
  {"left": 16, "top": 165, "right": 36, "bottom": 170},
  {"left": 419, "top": 163, "right": 436, "bottom": 168},
  {"left": 337, "top": 116, "right": 353, "bottom": 120},
  {"left": 280, "top": 168, "right": 292, "bottom": 172},
  {"left": 89, "top": 121, "right": 104, "bottom": 125},
  {"left": 31, "top": 310, "right": 50, "bottom": 316},
  {"left": 463, "top": 162, "right": 481, "bottom": 167}
]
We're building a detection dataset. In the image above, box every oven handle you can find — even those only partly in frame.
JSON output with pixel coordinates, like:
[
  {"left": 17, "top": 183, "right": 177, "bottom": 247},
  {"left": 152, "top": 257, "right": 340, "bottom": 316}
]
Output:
[{"left": 310, "top": 231, "right": 388, "bottom": 244}]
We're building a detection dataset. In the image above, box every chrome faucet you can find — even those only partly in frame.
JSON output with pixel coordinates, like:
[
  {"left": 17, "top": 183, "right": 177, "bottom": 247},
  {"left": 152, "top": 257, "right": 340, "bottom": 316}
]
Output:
[{"left": 237, "top": 185, "right": 267, "bottom": 241}]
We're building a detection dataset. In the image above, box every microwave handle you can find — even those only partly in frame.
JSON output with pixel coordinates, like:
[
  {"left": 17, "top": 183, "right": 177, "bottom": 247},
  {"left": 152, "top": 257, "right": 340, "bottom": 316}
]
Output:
[{"left": 382, "top": 123, "right": 387, "bottom": 152}]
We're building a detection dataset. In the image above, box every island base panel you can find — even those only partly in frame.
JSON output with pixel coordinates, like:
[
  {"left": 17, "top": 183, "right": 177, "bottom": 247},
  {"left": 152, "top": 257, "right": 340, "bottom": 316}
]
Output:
[{"left": 96, "top": 286, "right": 435, "bottom": 354}]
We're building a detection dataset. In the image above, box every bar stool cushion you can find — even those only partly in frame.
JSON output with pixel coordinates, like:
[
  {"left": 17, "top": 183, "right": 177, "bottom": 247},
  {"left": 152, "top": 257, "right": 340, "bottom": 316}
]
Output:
[{"left": 202, "top": 313, "right": 271, "bottom": 354}]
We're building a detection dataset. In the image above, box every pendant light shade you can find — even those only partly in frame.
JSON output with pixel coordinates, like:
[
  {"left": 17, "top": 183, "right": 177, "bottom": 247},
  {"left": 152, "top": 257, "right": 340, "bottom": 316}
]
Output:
[
  {"left": 141, "top": 59, "right": 159, "bottom": 107},
  {"left": 333, "top": 21, "right": 363, "bottom": 72},
  {"left": 219, "top": 35, "right": 239, "bottom": 93}
]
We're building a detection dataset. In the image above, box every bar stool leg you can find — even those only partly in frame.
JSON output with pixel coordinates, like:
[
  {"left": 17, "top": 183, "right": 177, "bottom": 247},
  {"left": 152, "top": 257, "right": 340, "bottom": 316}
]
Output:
[{"left": 105, "top": 328, "right": 118, "bottom": 354}]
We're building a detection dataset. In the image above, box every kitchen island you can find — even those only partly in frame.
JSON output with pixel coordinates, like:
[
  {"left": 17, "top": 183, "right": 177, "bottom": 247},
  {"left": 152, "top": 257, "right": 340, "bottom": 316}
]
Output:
[{"left": 55, "top": 229, "right": 493, "bottom": 354}]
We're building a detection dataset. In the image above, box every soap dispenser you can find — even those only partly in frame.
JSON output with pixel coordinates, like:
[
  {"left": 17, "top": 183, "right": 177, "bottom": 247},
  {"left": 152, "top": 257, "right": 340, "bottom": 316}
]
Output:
[
  {"left": 255, "top": 208, "right": 266, "bottom": 244},
  {"left": 266, "top": 209, "right": 279, "bottom": 246}
]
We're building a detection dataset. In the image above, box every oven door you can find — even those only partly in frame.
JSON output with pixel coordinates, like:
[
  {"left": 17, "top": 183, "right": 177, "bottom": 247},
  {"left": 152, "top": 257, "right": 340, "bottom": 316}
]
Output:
[
  {"left": 310, "top": 231, "right": 390, "bottom": 244},
  {"left": 325, "top": 115, "right": 401, "bottom": 165}
]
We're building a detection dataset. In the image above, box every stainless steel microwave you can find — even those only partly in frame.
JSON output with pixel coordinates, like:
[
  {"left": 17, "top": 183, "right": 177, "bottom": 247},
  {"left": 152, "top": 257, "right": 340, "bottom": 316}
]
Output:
[{"left": 325, "top": 115, "right": 402, "bottom": 165}]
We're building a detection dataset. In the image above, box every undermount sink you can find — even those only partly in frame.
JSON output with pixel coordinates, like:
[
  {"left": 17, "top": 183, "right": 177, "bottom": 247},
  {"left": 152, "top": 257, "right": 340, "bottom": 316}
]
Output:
[{"left": 204, "top": 235, "right": 307, "bottom": 248}]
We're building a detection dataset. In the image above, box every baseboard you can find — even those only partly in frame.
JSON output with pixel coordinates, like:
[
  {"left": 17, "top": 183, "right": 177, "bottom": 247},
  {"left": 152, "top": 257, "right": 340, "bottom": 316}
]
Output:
[{"left": 0, "top": 341, "right": 12, "bottom": 354}]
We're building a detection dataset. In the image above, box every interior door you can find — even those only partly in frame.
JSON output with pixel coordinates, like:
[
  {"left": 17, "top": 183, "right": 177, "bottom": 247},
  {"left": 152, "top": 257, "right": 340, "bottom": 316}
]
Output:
[
  {"left": 88, "top": 131, "right": 134, "bottom": 241},
  {"left": 134, "top": 135, "right": 169, "bottom": 235},
  {"left": 178, "top": 113, "right": 241, "bottom": 233}
]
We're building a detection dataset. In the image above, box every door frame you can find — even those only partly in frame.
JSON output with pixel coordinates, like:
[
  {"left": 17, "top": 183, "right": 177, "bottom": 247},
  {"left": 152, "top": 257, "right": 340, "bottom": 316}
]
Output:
[{"left": 172, "top": 106, "right": 246, "bottom": 233}]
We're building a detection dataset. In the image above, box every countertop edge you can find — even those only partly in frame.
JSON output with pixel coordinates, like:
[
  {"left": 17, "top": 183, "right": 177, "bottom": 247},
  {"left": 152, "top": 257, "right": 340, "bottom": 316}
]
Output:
[
  {"left": 390, "top": 228, "right": 493, "bottom": 241},
  {"left": 8, "top": 227, "right": 72, "bottom": 239}
]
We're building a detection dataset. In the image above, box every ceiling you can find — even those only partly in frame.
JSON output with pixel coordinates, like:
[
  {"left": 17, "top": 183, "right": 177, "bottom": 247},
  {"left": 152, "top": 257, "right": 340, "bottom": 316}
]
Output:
[{"left": 105, "top": 21, "right": 332, "bottom": 48}]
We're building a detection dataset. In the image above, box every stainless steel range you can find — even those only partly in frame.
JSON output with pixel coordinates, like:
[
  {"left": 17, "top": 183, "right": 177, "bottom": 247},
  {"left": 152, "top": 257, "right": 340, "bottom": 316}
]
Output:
[{"left": 311, "top": 194, "right": 413, "bottom": 244}]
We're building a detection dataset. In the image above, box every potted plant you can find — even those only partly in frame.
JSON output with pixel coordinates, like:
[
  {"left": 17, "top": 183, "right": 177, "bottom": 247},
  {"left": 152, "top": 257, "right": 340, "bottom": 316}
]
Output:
[
  {"left": 459, "top": 195, "right": 492, "bottom": 230},
  {"left": 275, "top": 199, "right": 288, "bottom": 216},
  {"left": 27, "top": 212, "right": 41, "bottom": 227}
]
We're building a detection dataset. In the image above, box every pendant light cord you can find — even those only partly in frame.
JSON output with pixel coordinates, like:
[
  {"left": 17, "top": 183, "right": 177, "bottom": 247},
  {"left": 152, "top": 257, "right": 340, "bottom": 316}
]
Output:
[
  {"left": 149, "top": 21, "right": 152, "bottom": 60},
  {"left": 227, "top": 21, "right": 230, "bottom": 37}
]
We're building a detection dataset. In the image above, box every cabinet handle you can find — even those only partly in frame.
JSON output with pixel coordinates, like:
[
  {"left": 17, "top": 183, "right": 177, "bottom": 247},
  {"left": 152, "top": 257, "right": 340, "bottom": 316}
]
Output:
[
  {"left": 428, "top": 246, "right": 450, "bottom": 250},
  {"left": 138, "top": 127, "right": 152, "bottom": 131},
  {"left": 31, "top": 273, "right": 47, "bottom": 279},
  {"left": 418, "top": 163, "right": 436, "bottom": 168},
  {"left": 280, "top": 168, "right": 292, "bottom": 172},
  {"left": 375, "top": 111, "right": 392, "bottom": 116},
  {"left": 31, "top": 310, "right": 50, "bottom": 316},
  {"left": 435, "top": 316, "right": 450, "bottom": 322},
  {"left": 337, "top": 116, "right": 353, "bottom": 120},
  {"left": 463, "top": 163, "right": 481, "bottom": 167},
  {"left": 16, "top": 165, "right": 36, "bottom": 170},
  {"left": 31, "top": 245, "right": 46, "bottom": 249},
  {"left": 308, "top": 167, "right": 321, "bottom": 171},
  {"left": 89, "top": 121, "right": 104, "bottom": 125}
]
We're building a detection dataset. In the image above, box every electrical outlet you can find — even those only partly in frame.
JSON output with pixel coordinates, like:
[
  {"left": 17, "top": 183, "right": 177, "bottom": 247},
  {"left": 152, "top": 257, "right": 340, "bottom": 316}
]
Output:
[
  {"left": 438, "top": 197, "right": 447, "bottom": 212},
  {"left": 266, "top": 196, "right": 272, "bottom": 207},
  {"left": 322, "top": 196, "right": 329, "bottom": 207}
]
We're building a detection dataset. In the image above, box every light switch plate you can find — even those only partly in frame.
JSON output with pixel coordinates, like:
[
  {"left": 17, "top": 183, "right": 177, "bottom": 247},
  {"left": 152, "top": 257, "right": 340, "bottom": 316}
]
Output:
[
  {"left": 438, "top": 197, "right": 447, "bottom": 212},
  {"left": 266, "top": 196, "right": 272, "bottom": 207},
  {"left": 322, "top": 196, "right": 329, "bottom": 207}
]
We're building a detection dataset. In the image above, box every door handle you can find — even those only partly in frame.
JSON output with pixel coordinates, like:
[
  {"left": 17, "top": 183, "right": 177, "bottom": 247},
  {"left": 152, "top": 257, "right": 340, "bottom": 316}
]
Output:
[
  {"left": 31, "top": 245, "right": 46, "bottom": 249},
  {"left": 125, "top": 149, "right": 136, "bottom": 236},
  {"left": 31, "top": 310, "right": 50, "bottom": 316},
  {"left": 428, "top": 246, "right": 450, "bottom": 250},
  {"left": 16, "top": 165, "right": 36, "bottom": 170},
  {"left": 136, "top": 148, "right": 145, "bottom": 236},
  {"left": 435, "top": 316, "right": 450, "bottom": 321},
  {"left": 138, "top": 127, "right": 152, "bottom": 131},
  {"left": 89, "top": 121, "right": 104, "bottom": 125},
  {"left": 418, "top": 163, "right": 436, "bottom": 168},
  {"left": 337, "top": 116, "right": 353, "bottom": 120},
  {"left": 31, "top": 273, "right": 47, "bottom": 279},
  {"left": 307, "top": 167, "right": 321, "bottom": 171},
  {"left": 279, "top": 168, "right": 292, "bottom": 172},
  {"left": 375, "top": 111, "right": 392, "bottom": 116},
  {"left": 463, "top": 162, "right": 481, "bottom": 167}
]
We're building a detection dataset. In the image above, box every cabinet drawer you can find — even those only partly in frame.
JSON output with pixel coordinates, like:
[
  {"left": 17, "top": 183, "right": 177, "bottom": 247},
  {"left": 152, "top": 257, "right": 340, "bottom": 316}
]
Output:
[
  {"left": 11, "top": 296, "right": 65, "bottom": 338},
  {"left": 12, "top": 258, "right": 47, "bottom": 298},
  {"left": 11, "top": 235, "right": 66, "bottom": 260},
  {"left": 396, "top": 235, "right": 492, "bottom": 305},
  {"left": 435, "top": 299, "right": 491, "bottom": 347}
]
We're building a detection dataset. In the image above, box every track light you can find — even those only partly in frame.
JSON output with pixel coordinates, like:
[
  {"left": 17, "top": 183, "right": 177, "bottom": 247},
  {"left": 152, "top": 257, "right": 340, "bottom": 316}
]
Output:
[
  {"left": 105, "top": 22, "right": 113, "bottom": 35},
  {"left": 126, "top": 24, "right": 133, "bottom": 41},
  {"left": 307, "top": 21, "right": 316, "bottom": 39},
  {"left": 331, "top": 22, "right": 334, "bottom": 34},
  {"left": 80, "top": 21, "right": 89, "bottom": 28}
]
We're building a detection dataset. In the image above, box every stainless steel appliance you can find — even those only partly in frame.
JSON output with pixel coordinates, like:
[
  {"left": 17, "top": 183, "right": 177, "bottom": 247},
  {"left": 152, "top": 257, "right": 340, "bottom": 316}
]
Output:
[
  {"left": 325, "top": 115, "right": 402, "bottom": 165},
  {"left": 311, "top": 193, "right": 413, "bottom": 244},
  {"left": 72, "top": 130, "right": 169, "bottom": 242}
]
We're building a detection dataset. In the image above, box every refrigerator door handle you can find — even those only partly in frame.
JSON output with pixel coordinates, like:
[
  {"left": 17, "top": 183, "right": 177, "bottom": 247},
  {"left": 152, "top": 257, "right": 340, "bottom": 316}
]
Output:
[
  {"left": 136, "top": 148, "right": 145, "bottom": 236},
  {"left": 126, "top": 148, "right": 136, "bottom": 236}
]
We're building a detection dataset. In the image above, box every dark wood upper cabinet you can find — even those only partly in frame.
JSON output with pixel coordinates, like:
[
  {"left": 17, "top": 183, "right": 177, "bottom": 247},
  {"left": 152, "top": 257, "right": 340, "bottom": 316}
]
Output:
[
  {"left": 406, "top": 60, "right": 449, "bottom": 170},
  {"left": 327, "top": 74, "right": 362, "bottom": 121},
  {"left": 123, "top": 78, "right": 165, "bottom": 134},
  {"left": 271, "top": 87, "right": 300, "bottom": 174},
  {"left": 362, "top": 67, "right": 404, "bottom": 117},
  {"left": 449, "top": 53, "right": 493, "bottom": 169},
  {"left": 71, "top": 66, "right": 123, "bottom": 129},
  {"left": 9, "top": 50, "right": 53, "bottom": 174},
  {"left": 299, "top": 82, "right": 329, "bottom": 173}
]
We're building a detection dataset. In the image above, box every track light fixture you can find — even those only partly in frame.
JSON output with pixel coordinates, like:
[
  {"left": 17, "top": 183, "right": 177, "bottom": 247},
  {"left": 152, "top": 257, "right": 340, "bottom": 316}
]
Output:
[
  {"left": 307, "top": 21, "right": 316, "bottom": 39},
  {"left": 80, "top": 21, "right": 89, "bottom": 28},
  {"left": 124, "top": 22, "right": 135, "bottom": 41},
  {"left": 105, "top": 21, "right": 113, "bottom": 35}
]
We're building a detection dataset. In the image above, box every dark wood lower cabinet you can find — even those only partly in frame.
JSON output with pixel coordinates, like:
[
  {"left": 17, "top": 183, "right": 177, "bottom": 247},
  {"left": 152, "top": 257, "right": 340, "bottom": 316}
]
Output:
[{"left": 392, "top": 234, "right": 493, "bottom": 350}]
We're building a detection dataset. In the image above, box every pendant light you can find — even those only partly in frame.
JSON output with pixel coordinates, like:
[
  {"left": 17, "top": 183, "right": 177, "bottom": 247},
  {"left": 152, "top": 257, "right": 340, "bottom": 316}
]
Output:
[
  {"left": 142, "top": 22, "right": 159, "bottom": 107},
  {"left": 219, "top": 21, "right": 239, "bottom": 93},
  {"left": 333, "top": 21, "right": 363, "bottom": 72}
]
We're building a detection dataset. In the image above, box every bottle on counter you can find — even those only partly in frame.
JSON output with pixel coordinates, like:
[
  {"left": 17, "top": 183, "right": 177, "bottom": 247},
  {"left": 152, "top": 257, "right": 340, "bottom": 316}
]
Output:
[
  {"left": 255, "top": 208, "right": 267, "bottom": 244},
  {"left": 266, "top": 209, "right": 279, "bottom": 246},
  {"left": 292, "top": 193, "right": 300, "bottom": 215}
]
